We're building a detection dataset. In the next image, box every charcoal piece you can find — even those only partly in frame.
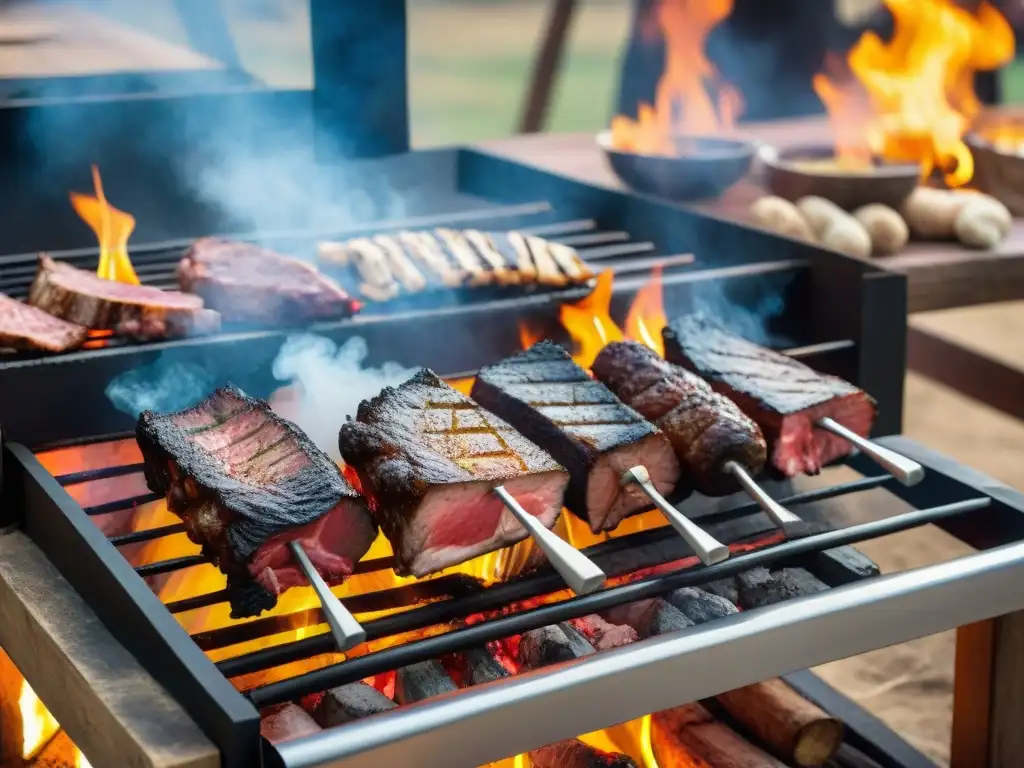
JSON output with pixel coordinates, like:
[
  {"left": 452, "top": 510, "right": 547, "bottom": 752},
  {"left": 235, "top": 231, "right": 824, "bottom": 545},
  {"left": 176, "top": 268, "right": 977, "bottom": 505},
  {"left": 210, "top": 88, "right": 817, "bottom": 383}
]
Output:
[
  {"left": 592, "top": 340, "right": 767, "bottom": 496},
  {"left": 698, "top": 576, "right": 740, "bottom": 606},
  {"left": 472, "top": 340, "right": 681, "bottom": 533},
  {"left": 0, "top": 293, "right": 88, "bottom": 352},
  {"left": 663, "top": 315, "right": 878, "bottom": 477},
  {"left": 339, "top": 369, "right": 568, "bottom": 577},
  {"left": 312, "top": 682, "right": 396, "bottom": 727},
  {"left": 260, "top": 703, "right": 322, "bottom": 743},
  {"left": 460, "top": 646, "right": 510, "bottom": 686},
  {"left": 602, "top": 598, "right": 693, "bottom": 639},
  {"left": 394, "top": 660, "right": 458, "bottom": 704},
  {"left": 518, "top": 624, "right": 596, "bottom": 669},
  {"left": 138, "top": 386, "right": 377, "bottom": 618},
  {"left": 180, "top": 237, "right": 358, "bottom": 324},
  {"left": 530, "top": 738, "right": 639, "bottom": 768},
  {"left": 570, "top": 614, "right": 639, "bottom": 650},
  {"left": 665, "top": 586, "right": 739, "bottom": 624},
  {"left": 804, "top": 546, "right": 881, "bottom": 586},
  {"left": 737, "top": 567, "right": 829, "bottom": 610},
  {"left": 29, "top": 255, "right": 220, "bottom": 341}
]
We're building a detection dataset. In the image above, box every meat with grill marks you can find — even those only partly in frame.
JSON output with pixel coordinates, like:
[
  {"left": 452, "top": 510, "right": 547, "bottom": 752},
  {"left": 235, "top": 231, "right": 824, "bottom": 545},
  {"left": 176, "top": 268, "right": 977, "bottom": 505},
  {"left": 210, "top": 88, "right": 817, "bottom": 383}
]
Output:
[
  {"left": 471, "top": 341, "right": 681, "bottom": 533},
  {"left": 592, "top": 340, "right": 766, "bottom": 496},
  {"left": 137, "top": 386, "right": 377, "bottom": 618},
  {"left": 317, "top": 229, "right": 594, "bottom": 301},
  {"left": 0, "top": 292, "right": 88, "bottom": 352},
  {"left": 663, "top": 315, "right": 877, "bottom": 477},
  {"left": 339, "top": 369, "right": 569, "bottom": 577}
]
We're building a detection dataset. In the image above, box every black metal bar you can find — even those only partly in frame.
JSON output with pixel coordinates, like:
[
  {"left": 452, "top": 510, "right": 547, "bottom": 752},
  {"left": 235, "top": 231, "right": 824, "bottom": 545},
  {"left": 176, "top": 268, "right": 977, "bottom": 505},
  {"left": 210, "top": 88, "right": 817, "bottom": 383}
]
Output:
[
  {"left": 555, "top": 232, "right": 630, "bottom": 247},
  {"left": 137, "top": 555, "right": 207, "bottom": 578},
  {"left": 83, "top": 493, "right": 162, "bottom": 517},
  {"left": 245, "top": 497, "right": 990, "bottom": 706},
  {"left": 33, "top": 432, "right": 137, "bottom": 453},
  {"left": 56, "top": 463, "right": 145, "bottom": 486},
  {"left": 580, "top": 242, "right": 655, "bottom": 260},
  {"left": 110, "top": 524, "right": 186, "bottom": 547},
  {"left": 216, "top": 475, "right": 894, "bottom": 678}
]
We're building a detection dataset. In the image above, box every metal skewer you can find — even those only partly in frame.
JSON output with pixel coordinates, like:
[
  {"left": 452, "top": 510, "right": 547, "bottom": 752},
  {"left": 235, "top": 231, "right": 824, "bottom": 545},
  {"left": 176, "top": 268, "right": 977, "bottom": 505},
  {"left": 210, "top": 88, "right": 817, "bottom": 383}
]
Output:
[
  {"left": 621, "top": 466, "right": 730, "bottom": 565},
  {"left": 723, "top": 460, "right": 806, "bottom": 532},
  {"left": 816, "top": 417, "right": 925, "bottom": 487},
  {"left": 288, "top": 541, "right": 367, "bottom": 651},
  {"left": 492, "top": 485, "right": 606, "bottom": 595}
]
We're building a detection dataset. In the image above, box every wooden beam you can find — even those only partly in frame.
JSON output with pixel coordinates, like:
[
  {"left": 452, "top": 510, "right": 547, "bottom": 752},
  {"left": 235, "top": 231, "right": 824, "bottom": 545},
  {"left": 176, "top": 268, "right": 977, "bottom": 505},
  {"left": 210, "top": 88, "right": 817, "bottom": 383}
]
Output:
[
  {"left": 991, "top": 612, "right": 1024, "bottom": 766},
  {"left": 518, "top": 0, "right": 578, "bottom": 134},
  {"left": 0, "top": 530, "right": 219, "bottom": 768}
]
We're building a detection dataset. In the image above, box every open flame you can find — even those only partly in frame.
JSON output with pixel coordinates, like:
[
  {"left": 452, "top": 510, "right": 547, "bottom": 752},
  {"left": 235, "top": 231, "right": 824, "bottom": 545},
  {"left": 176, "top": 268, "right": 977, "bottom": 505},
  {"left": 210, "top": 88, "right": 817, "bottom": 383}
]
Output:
[
  {"left": 16, "top": 678, "right": 92, "bottom": 767},
  {"left": 70, "top": 166, "right": 140, "bottom": 284},
  {"left": 610, "top": 0, "right": 742, "bottom": 154},
  {"left": 812, "top": 0, "right": 1014, "bottom": 185}
]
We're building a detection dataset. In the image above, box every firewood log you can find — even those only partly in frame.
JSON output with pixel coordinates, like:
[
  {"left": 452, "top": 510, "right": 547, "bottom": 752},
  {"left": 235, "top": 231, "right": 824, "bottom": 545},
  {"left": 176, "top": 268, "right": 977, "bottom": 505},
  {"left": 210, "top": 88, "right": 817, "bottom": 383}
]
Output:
[{"left": 653, "top": 703, "right": 789, "bottom": 768}]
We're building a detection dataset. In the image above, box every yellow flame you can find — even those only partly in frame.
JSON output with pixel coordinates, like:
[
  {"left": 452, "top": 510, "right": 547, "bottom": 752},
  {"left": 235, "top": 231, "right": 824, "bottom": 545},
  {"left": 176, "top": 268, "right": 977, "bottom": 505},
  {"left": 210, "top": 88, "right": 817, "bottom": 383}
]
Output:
[
  {"left": 18, "top": 680, "right": 60, "bottom": 760},
  {"left": 70, "top": 165, "right": 140, "bottom": 284}
]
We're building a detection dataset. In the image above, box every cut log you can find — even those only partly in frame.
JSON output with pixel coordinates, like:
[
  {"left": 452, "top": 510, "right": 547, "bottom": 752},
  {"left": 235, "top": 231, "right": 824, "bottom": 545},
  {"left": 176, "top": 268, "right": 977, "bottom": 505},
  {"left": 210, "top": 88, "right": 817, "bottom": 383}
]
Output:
[
  {"left": 529, "top": 738, "right": 639, "bottom": 768},
  {"left": 665, "top": 587, "right": 738, "bottom": 624},
  {"left": 737, "top": 567, "right": 829, "bottom": 610},
  {"left": 653, "top": 703, "right": 789, "bottom": 768},
  {"left": 518, "top": 624, "right": 595, "bottom": 669},
  {"left": 394, "top": 660, "right": 458, "bottom": 704},
  {"left": 312, "top": 682, "right": 396, "bottom": 727},
  {"left": 716, "top": 679, "right": 843, "bottom": 766},
  {"left": 260, "top": 703, "right": 321, "bottom": 744}
]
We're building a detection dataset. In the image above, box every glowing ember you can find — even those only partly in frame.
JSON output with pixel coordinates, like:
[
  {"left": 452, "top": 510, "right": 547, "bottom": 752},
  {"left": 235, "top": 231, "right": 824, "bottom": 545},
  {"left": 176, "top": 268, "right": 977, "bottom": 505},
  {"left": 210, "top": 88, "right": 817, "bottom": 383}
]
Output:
[
  {"left": 70, "top": 165, "right": 140, "bottom": 284},
  {"left": 610, "top": 0, "right": 742, "bottom": 154},
  {"left": 19, "top": 680, "right": 60, "bottom": 759},
  {"left": 813, "top": 0, "right": 1014, "bottom": 186}
]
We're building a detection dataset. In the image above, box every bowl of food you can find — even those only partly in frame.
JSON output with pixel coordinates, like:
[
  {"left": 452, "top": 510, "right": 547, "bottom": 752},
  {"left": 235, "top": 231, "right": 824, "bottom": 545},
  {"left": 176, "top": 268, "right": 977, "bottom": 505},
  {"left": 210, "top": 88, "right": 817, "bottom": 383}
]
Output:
[
  {"left": 761, "top": 144, "right": 920, "bottom": 211},
  {"left": 597, "top": 130, "right": 757, "bottom": 202},
  {"left": 966, "top": 126, "right": 1024, "bottom": 216}
]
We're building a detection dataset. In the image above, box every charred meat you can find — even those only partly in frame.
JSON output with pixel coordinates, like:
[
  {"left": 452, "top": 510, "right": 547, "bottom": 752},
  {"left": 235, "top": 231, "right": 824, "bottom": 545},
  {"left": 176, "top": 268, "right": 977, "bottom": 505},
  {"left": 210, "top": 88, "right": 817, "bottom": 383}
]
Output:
[
  {"left": 663, "top": 315, "right": 877, "bottom": 476},
  {"left": 138, "top": 386, "right": 377, "bottom": 618},
  {"left": 0, "top": 293, "right": 88, "bottom": 353},
  {"left": 179, "top": 238, "right": 359, "bottom": 325},
  {"left": 339, "top": 369, "right": 569, "bottom": 577},
  {"left": 317, "top": 229, "right": 594, "bottom": 301},
  {"left": 472, "top": 341, "right": 681, "bottom": 533},
  {"left": 592, "top": 340, "right": 766, "bottom": 496},
  {"left": 29, "top": 255, "right": 220, "bottom": 341}
]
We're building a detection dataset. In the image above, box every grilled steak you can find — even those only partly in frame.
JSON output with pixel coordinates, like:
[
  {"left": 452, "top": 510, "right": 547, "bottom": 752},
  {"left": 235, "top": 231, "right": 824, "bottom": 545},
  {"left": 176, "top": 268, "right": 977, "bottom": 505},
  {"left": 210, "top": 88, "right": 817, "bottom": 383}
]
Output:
[
  {"left": 0, "top": 293, "right": 88, "bottom": 352},
  {"left": 592, "top": 340, "right": 766, "bottom": 496},
  {"left": 138, "top": 386, "right": 376, "bottom": 618},
  {"left": 471, "top": 341, "right": 681, "bottom": 532},
  {"left": 29, "top": 255, "right": 220, "bottom": 341},
  {"left": 317, "top": 229, "right": 594, "bottom": 301},
  {"left": 663, "top": 315, "right": 877, "bottom": 476},
  {"left": 530, "top": 740, "right": 638, "bottom": 768},
  {"left": 339, "top": 369, "right": 568, "bottom": 577},
  {"left": 179, "top": 237, "right": 359, "bottom": 325}
]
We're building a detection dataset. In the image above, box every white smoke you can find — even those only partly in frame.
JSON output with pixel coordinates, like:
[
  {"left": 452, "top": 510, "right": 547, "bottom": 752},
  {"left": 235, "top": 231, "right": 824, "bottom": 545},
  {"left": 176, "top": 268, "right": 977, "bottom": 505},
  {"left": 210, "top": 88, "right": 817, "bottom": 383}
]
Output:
[
  {"left": 270, "top": 334, "right": 416, "bottom": 460},
  {"left": 106, "top": 357, "right": 214, "bottom": 418}
]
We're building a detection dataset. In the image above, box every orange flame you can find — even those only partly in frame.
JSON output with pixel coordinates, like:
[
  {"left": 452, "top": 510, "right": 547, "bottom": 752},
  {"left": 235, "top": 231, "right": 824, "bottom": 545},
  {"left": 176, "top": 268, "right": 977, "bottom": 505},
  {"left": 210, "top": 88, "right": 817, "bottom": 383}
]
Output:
[
  {"left": 70, "top": 166, "right": 140, "bottom": 284},
  {"left": 624, "top": 265, "right": 666, "bottom": 358},
  {"left": 19, "top": 680, "right": 60, "bottom": 759},
  {"left": 813, "top": 0, "right": 1014, "bottom": 186},
  {"left": 611, "top": 0, "right": 741, "bottom": 154}
]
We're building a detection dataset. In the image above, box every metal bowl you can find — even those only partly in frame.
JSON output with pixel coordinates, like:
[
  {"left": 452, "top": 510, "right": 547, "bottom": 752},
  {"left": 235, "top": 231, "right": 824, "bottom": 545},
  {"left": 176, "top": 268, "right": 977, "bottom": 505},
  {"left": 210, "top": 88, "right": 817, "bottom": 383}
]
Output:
[
  {"left": 597, "top": 130, "right": 757, "bottom": 202},
  {"left": 761, "top": 144, "right": 920, "bottom": 211},
  {"left": 966, "top": 130, "right": 1024, "bottom": 216}
]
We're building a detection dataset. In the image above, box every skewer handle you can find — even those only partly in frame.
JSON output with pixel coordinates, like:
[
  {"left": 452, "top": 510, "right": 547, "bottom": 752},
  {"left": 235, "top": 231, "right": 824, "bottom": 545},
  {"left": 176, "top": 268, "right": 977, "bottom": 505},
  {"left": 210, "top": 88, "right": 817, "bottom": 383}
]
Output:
[
  {"left": 816, "top": 417, "right": 925, "bottom": 487},
  {"left": 288, "top": 541, "right": 367, "bottom": 651},
  {"left": 493, "top": 485, "right": 606, "bottom": 596},
  {"left": 723, "top": 460, "right": 803, "bottom": 526},
  {"left": 621, "top": 466, "right": 729, "bottom": 565}
]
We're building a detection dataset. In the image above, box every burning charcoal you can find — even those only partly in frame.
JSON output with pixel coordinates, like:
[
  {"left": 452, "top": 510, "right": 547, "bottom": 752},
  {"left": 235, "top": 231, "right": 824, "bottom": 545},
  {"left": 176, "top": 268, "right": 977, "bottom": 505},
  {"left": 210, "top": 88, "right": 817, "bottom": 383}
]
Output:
[
  {"left": 698, "top": 576, "right": 740, "bottom": 606},
  {"left": 664, "top": 586, "right": 739, "bottom": 624},
  {"left": 394, "top": 660, "right": 458, "bottom": 704},
  {"left": 663, "top": 315, "right": 877, "bottom": 477},
  {"left": 518, "top": 624, "right": 596, "bottom": 669},
  {"left": 472, "top": 340, "right": 681, "bottom": 533},
  {"left": 458, "top": 646, "right": 510, "bottom": 686},
  {"left": 530, "top": 738, "right": 639, "bottom": 768},
  {"left": 737, "top": 567, "right": 829, "bottom": 610},
  {"left": 592, "top": 340, "right": 767, "bottom": 496},
  {"left": 602, "top": 598, "right": 694, "bottom": 639},
  {"left": 339, "top": 369, "right": 568, "bottom": 577},
  {"left": 312, "top": 682, "right": 397, "bottom": 727},
  {"left": 570, "top": 614, "right": 639, "bottom": 650},
  {"left": 137, "top": 386, "right": 377, "bottom": 618},
  {"left": 260, "top": 703, "right": 322, "bottom": 744}
]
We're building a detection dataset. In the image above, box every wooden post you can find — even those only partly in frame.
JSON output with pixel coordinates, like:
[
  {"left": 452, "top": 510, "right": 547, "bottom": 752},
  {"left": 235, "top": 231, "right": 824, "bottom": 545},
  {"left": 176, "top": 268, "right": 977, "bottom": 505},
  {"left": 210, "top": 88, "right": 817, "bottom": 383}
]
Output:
[
  {"left": 518, "top": 0, "right": 578, "bottom": 134},
  {"left": 952, "top": 612, "right": 1024, "bottom": 768}
]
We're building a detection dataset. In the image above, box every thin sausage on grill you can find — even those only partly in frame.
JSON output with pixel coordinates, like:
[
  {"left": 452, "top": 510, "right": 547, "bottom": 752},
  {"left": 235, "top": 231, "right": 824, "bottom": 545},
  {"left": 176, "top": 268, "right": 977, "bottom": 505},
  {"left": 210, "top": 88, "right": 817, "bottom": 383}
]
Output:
[{"left": 591, "top": 340, "right": 766, "bottom": 496}]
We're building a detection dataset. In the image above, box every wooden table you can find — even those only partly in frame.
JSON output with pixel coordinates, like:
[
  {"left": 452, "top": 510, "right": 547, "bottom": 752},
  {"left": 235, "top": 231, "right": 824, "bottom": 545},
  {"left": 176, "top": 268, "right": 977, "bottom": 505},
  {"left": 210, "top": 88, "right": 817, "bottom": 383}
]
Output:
[{"left": 479, "top": 123, "right": 1024, "bottom": 425}]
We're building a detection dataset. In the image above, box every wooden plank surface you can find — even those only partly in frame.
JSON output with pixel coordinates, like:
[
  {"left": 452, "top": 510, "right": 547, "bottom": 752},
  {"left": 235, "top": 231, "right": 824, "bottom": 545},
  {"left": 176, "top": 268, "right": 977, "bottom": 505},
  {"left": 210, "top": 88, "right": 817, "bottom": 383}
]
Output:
[
  {"left": 0, "top": 529, "right": 219, "bottom": 768},
  {"left": 0, "top": 3, "right": 223, "bottom": 78},
  {"left": 477, "top": 115, "right": 1024, "bottom": 313}
]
